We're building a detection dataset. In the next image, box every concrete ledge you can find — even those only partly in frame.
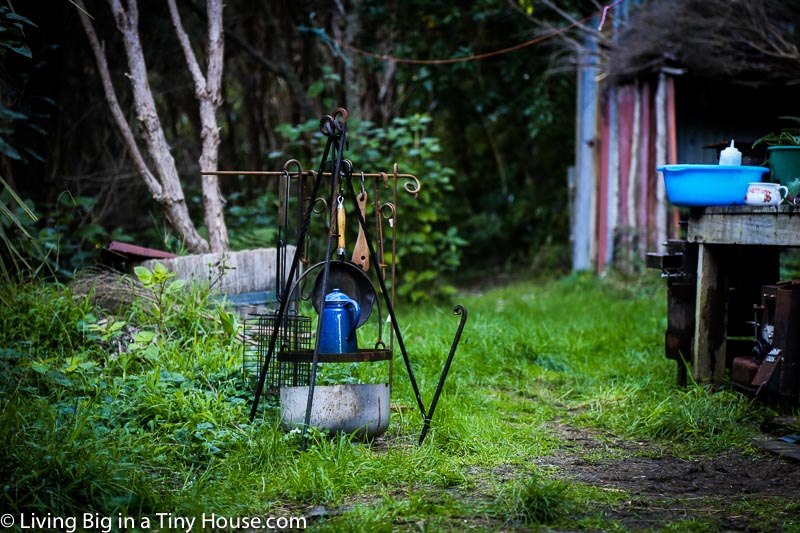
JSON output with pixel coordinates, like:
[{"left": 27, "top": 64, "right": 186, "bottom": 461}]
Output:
[{"left": 140, "top": 246, "right": 296, "bottom": 296}]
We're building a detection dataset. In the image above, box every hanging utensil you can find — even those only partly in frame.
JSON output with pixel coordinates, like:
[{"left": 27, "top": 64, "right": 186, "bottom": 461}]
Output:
[
  {"left": 352, "top": 189, "right": 370, "bottom": 271},
  {"left": 313, "top": 185, "right": 377, "bottom": 327},
  {"left": 276, "top": 169, "right": 291, "bottom": 301},
  {"left": 336, "top": 195, "right": 346, "bottom": 258},
  {"left": 374, "top": 176, "right": 386, "bottom": 271}
]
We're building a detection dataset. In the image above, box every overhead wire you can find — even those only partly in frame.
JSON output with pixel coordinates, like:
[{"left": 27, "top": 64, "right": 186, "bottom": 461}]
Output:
[{"left": 337, "top": 3, "right": 615, "bottom": 65}]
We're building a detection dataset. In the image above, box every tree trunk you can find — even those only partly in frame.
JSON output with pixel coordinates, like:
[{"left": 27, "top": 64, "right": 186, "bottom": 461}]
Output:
[
  {"left": 168, "top": 0, "right": 229, "bottom": 252},
  {"left": 77, "top": 0, "right": 210, "bottom": 253},
  {"left": 111, "top": 0, "right": 211, "bottom": 253},
  {"left": 333, "top": 0, "right": 362, "bottom": 122}
]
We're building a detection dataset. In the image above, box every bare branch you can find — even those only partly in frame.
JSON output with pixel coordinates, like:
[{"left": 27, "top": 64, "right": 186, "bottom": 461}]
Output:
[
  {"left": 77, "top": 0, "right": 211, "bottom": 253},
  {"left": 539, "top": 0, "right": 606, "bottom": 44},
  {"left": 74, "top": 0, "right": 163, "bottom": 200},
  {"left": 168, "top": 0, "right": 228, "bottom": 252},
  {"left": 167, "top": 0, "right": 206, "bottom": 95},
  {"left": 607, "top": 0, "right": 800, "bottom": 86}
]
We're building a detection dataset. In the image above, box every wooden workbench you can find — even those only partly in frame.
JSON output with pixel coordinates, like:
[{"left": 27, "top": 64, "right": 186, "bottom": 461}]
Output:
[{"left": 686, "top": 206, "right": 800, "bottom": 384}]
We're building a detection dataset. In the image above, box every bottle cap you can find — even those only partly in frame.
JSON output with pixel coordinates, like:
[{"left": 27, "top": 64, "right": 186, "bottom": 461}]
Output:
[{"left": 719, "top": 139, "right": 742, "bottom": 166}]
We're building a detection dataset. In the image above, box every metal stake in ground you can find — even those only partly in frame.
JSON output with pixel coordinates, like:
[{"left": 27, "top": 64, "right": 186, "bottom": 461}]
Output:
[{"left": 419, "top": 305, "right": 468, "bottom": 445}]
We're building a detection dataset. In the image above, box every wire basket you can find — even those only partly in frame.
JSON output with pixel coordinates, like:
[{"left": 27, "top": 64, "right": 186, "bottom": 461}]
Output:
[{"left": 243, "top": 312, "right": 312, "bottom": 396}]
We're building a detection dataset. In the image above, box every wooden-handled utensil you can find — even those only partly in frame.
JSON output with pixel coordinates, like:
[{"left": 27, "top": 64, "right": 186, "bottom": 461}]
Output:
[
  {"left": 351, "top": 191, "right": 369, "bottom": 271},
  {"left": 336, "top": 196, "right": 346, "bottom": 257}
]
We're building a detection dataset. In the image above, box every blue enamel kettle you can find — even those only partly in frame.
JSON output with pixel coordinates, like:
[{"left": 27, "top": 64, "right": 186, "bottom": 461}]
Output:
[{"left": 319, "top": 288, "right": 361, "bottom": 354}]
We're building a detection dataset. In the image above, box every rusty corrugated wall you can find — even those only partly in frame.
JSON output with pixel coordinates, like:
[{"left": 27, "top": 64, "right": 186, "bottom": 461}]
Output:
[{"left": 571, "top": 0, "right": 678, "bottom": 273}]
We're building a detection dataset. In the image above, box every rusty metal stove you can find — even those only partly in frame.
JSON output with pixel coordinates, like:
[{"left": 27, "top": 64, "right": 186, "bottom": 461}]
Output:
[{"left": 731, "top": 282, "right": 800, "bottom": 401}]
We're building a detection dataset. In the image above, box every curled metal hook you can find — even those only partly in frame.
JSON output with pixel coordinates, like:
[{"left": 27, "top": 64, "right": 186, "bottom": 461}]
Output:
[
  {"left": 319, "top": 115, "right": 336, "bottom": 137},
  {"left": 403, "top": 176, "right": 421, "bottom": 197},
  {"left": 333, "top": 107, "right": 348, "bottom": 123},
  {"left": 319, "top": 109, "right": 349, "bottom": 138},
  {"left": 341, "top": 158, "right": 354, "bottom": 177},
  {"left": 379, "top": 202, "right": 396, "bottom": 220},
  {"left": 397, "top": 163, "right": 421, "bottom": 197},
  {"left": 312, "top": 197, "right": 328, "bottom": 214},
  {"left": 282, "top": 158, "right": 304, "bottom": 178}
]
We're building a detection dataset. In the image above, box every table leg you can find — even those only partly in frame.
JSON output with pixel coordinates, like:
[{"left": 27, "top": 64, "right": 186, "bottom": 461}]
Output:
[{"left": 693, "top": 244, "right": 728, "bottom": 385}]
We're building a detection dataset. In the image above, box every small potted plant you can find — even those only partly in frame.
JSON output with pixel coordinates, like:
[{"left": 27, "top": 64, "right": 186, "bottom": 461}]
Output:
[{"left": 752, "top": 116, "right": 800, "bottom": 185}]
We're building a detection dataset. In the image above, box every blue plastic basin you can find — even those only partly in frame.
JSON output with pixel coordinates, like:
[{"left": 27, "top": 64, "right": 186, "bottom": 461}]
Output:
[{"left": 657, "top": 164, "right": 770, "bottom": 207}]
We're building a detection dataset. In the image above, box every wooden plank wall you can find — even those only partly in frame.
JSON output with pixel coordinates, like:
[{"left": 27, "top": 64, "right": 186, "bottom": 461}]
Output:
[
  {"left": 572, "top": 45, "right": 601, "bottom": 271},
  {"left": 571, "top": 0, "right": 678, "bottom": 273},
  {"left": 584, "top": 77, "right": 676, "bottom": 273}
]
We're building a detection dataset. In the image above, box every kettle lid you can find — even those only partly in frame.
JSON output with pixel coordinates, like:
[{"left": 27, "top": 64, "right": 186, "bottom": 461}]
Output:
[{"left": 324, "top": 288, "right": 352, "bottom": 303}]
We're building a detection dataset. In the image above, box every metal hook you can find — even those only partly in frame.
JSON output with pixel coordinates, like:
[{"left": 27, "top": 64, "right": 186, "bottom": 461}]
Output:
[
  {"left": 282, "top": 158, "right": 304, "bottom": 177},
  {"left": 341, "top": 158, "right": 354, "bottom": 177},
  {"left": 319, "top": 115, "right": 335, "bottom": 137},
  {"left": 312, "top": 197, "right": 328, "bottom": 214},
  {"left": 397, "top": 163, "right": 421, "bottom": 197},
  {"left": 379, "top": 202, "right": 396, "bottom": 219},
  {"left": 333, "top": 107, "right": 349, "bottom": 123}
]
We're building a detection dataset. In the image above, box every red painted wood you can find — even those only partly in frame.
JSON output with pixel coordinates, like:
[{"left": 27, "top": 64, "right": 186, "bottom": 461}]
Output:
[
  {"left": 597, "top": 93, "right": 611, "bottom": 272},
  {"left": 617, "top": 85, "right": 635, "bottom": 229}
]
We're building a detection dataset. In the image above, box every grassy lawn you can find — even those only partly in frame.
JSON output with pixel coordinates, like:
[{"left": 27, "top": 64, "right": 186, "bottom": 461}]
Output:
[{"left": 1, "top": 270, "right": 797, "bottom": 531}]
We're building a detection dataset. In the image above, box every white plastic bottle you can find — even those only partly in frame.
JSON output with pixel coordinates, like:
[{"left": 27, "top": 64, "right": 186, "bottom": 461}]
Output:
[{"left": 719, "top": 139, "right": 742, "bottom": 166}]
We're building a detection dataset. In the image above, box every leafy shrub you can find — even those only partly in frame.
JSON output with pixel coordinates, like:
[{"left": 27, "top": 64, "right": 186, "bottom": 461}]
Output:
[
  {"left": 1, "top": 186, "right": 133, "bottom": 284},
  {"left": 0, "top": 274, "right": 245, "bottom": 517},
  {"left": 0, "top": 283, "right": 96, "bottom": 358}
]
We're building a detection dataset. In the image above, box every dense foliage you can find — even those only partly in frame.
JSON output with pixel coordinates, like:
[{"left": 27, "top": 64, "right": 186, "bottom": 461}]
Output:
[
  {"left": 357, "top": 0, "right": 577, "bottom": 268},
  {"left": 2, "top": 0, "right": 583, "bottom": 283}
]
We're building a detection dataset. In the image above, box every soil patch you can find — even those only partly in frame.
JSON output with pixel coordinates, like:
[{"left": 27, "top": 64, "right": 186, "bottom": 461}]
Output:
[{"left": 536, "top": 423, "right": 800, "bottom": 531}]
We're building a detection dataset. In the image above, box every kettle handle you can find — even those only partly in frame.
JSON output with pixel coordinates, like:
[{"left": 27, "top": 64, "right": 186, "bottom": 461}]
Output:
[{"left": 345, "top": 300, "right": 360, "bottom": 340}]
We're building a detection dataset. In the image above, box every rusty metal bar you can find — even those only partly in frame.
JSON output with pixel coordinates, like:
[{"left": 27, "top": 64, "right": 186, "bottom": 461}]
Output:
[{"left": 201, "top": 169, "right": 419, "bottom": 183}]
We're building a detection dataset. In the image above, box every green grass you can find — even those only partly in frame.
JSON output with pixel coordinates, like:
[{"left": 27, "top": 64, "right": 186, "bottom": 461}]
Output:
[{"left": 0, "top": 271, "right": 791, "bottom": 530}]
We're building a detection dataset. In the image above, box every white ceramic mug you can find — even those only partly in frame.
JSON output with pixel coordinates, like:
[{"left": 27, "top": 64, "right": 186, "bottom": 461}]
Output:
[{"left": 745, "top": 182, "right": 788, "bottom": 206}]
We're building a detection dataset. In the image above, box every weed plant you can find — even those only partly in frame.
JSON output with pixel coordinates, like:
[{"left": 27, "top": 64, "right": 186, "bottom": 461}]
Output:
[{"left": 0, "top": 270, "right": 790, "bottom": 530}]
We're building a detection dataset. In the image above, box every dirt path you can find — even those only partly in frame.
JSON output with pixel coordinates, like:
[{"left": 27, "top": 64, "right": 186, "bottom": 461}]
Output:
[{"left": 537, "top": 423, "right": 800, "bottom": 531}]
